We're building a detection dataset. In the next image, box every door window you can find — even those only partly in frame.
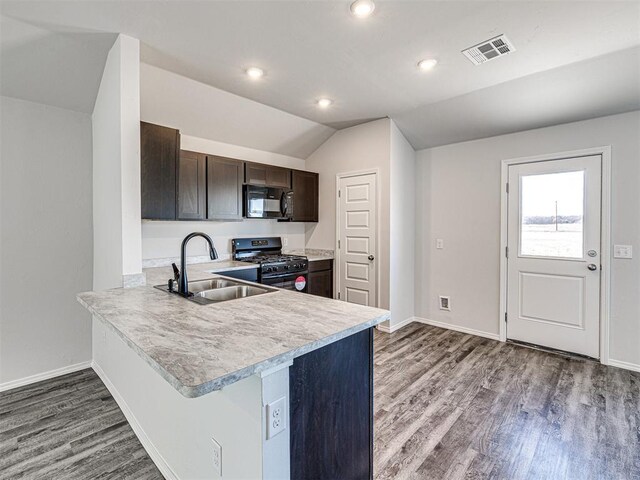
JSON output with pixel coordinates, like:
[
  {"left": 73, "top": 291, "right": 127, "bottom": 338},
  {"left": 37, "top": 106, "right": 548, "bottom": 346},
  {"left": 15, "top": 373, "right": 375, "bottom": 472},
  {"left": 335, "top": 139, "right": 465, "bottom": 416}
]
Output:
[{"left": 519, "top": 170, "right": 584, "bottom": 258}]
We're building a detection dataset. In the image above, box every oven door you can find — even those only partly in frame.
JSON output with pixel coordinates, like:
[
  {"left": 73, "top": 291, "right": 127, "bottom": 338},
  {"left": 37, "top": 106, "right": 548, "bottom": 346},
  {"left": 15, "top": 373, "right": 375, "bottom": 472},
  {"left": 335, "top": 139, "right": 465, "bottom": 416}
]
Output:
[
  {"left": 261, "top": 273, "right": 308, "bottom": 292},
  {"left": 244, "top": 186, "right": 293, "bottom": 219}
]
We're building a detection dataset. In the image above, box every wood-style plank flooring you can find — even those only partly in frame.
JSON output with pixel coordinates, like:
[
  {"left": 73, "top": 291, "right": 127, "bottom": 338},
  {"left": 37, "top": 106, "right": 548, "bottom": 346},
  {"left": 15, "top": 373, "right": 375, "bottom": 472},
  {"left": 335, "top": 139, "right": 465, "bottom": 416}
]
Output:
[
  {"left": 1, "top": 323, "right": 639, "bottom": 479},
  {"left": 374, "top": 323, "right": 640, "bottom": 480},
  {"left": 0, "top": 368, "right": 162, "bottom": 480}
]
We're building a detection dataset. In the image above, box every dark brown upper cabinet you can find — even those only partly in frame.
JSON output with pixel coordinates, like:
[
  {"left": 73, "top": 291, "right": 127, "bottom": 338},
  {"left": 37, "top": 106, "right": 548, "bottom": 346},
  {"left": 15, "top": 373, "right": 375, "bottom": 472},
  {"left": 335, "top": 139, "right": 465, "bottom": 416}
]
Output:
[
  {"left": 245, "top": 162, "right": 291, "bottom": 188},
  {"left": 141, "top": 122, "right": 179, "bottom": 220},
  {"left": 291, "top": 170, "right": 319, "bottom": 222},
  {"left": 177, "top": 150, "right": 206, "bottom": 220},
  {"left": 207, "top": 156, "right": 244, "bottom": 221}
]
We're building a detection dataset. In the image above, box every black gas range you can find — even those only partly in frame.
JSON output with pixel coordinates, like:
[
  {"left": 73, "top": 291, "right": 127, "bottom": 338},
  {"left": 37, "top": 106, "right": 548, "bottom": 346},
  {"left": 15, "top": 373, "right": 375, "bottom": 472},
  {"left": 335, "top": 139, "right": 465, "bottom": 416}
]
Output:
[{"left": 232, "top": 237, "right": 309, "bottom": 292}]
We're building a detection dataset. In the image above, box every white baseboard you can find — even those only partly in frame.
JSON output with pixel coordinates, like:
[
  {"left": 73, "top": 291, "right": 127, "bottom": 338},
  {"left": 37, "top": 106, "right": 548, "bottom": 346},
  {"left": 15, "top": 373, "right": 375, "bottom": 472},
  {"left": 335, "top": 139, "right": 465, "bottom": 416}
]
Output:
[
  {"left": 608, "top": 358, "right": 640, "bottom": 373},
  {"left": 414, "top": 317, "right": 501, "bottom": 341},
  {"left": 0, "top": 360, "right": 92, "bottom": 393},
  {"left": 92, "top": 362, "right": 179, "bottom": 480},
  {"left": 376, "top": 316, "right": 416, "bottom": 333}
]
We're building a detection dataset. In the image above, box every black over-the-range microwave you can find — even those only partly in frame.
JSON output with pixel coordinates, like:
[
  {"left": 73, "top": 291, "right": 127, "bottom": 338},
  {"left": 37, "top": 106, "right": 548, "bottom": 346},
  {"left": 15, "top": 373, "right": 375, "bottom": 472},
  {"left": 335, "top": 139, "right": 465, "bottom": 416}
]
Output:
[{"left": 243, "top": 185, "right": 294, "bottom": 219}]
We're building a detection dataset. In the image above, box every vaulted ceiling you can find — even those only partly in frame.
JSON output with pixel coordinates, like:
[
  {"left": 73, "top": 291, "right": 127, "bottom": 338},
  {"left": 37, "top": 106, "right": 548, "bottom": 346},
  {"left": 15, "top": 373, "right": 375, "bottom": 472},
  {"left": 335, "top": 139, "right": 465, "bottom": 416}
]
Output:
[{"left": 2, "top": 1, "right": 639, "bottom": 152}]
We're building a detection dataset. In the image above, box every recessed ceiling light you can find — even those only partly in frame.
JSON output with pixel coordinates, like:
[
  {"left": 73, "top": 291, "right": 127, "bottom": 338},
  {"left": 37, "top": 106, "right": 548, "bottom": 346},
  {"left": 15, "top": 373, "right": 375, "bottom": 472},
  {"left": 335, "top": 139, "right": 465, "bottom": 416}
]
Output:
[
  {"left": 417, "top": 59, "right": 438, "bottom": 71},
  {"left": 246, "top": 67, "right": 264, "bottom": 79},
  {"left": 317, "top": 98, "right": 333, "bottom": 108},
  {"left": 350, "top": 0, "right": 375, "bottom": 18}
]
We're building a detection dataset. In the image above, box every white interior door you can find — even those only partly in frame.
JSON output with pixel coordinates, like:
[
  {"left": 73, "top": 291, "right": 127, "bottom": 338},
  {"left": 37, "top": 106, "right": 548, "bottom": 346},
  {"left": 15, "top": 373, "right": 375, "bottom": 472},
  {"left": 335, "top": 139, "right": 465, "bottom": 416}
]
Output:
[
  {"left": 337, "top": 173, "right": 377, "bottom": 307},
  {"left": 507, "top": 155, "right": 602, "bottom": 358}
]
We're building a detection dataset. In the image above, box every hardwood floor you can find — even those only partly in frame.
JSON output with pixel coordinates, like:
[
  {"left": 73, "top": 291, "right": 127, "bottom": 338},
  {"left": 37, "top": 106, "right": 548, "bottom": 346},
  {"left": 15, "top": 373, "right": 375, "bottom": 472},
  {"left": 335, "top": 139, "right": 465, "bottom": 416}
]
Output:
[
  {"left": 1, "top": 323, "right": 638, "bottom": 479},
  {"left": 0, "top": 368, "right": 162, "bottom": 480},
  {"left": 374, "top": 323, "right": 640, "bottom": 480}
]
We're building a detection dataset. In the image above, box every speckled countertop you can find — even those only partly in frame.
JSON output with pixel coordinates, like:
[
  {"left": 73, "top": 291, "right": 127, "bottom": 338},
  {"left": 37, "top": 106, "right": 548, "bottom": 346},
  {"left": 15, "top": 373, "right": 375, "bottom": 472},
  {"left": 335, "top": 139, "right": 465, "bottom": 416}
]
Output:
[
  {"left": 284, "top": 248, "right": 334, "bottom": 261},
  {"left": 77, "top": 275, "right": 389, "bottom": 398}
]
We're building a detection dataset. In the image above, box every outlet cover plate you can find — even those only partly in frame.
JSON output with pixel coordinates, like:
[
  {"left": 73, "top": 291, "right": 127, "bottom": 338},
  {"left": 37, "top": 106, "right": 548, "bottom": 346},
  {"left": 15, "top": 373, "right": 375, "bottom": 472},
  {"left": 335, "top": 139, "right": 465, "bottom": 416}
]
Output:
[
  {"left": 266, "top": 396, "right": 287, "bottom": 440},
  {"left": 211, "top": 437, "right": 222, "bottom": 476}
]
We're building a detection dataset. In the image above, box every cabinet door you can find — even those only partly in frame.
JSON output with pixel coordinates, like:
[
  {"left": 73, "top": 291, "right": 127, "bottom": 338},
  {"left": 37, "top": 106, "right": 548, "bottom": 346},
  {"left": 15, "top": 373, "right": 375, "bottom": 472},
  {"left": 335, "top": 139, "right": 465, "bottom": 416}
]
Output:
[
  {"left": 177, "top": 150, "right": 206, "bottom": 220},
  {"left": 245, "top": 162, "right": 291, "bottom": 188},
  {"left": 266, "top": 166, "right": 291, "bottom": 188},
  {"left": 308, "top": 269, "right": 333, "bottom": 298},
  {"left": 292, "top": 170, "right": 319, "bottom": 222},
  {"left": 141, "top": 121, "right": 179, "bottom": 220},
  {"left": 207, "top": 156, "right": 244, "bottom": 220}
]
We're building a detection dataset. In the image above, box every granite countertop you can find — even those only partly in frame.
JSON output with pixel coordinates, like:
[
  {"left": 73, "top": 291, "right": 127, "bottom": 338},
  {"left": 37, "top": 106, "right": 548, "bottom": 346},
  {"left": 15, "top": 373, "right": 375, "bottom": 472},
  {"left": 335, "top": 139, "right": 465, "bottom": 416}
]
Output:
[
  {"left": 284, "top": 248, "right": 334, "bottom": 261},
  {"left": 143, "top": 260, "right": 258, "bottom": 287},
  {"left": 77, "top": 277, "right": 389, "bottom": 398}
]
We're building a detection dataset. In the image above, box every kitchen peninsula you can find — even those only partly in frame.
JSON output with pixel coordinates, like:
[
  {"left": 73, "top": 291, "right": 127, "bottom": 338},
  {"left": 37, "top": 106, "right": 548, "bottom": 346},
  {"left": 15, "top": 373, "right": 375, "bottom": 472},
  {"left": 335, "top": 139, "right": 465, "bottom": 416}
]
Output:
[{"left": 78, "top": 265, "right": 389, "bottom": 480}]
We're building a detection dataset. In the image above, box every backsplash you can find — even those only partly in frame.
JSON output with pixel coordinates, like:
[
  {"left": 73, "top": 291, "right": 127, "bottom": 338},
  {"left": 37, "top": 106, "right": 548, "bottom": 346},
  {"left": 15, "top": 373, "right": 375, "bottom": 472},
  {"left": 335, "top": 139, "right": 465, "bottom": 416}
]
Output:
[{"left": 142, "top": 218, "right": 306, "bottom": 262}]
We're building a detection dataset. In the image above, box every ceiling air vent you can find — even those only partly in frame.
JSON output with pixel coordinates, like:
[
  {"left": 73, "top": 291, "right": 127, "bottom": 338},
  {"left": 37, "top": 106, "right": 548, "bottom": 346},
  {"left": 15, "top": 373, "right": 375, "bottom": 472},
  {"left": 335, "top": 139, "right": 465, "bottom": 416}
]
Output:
[{"left": 462, "top": 34, "right": 516, "bottom": 65}]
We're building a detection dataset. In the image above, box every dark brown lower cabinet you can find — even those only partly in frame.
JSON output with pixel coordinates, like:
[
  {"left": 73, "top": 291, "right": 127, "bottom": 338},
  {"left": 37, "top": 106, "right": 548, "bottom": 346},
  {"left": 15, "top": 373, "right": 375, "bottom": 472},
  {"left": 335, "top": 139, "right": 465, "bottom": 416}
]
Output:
[
  {"left": 308, "top": 259, "right": 333, "bottom": 298},
  {"left": 289, "top": 328, "right": 373, "bottom": 480}
]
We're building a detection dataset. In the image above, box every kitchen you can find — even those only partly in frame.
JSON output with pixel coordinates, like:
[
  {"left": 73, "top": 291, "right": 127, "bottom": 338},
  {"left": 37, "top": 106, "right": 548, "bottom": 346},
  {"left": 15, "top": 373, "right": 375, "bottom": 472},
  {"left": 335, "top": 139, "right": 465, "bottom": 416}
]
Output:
[{"left": 1, "top": 1, "right": 640, "bottom": 479}]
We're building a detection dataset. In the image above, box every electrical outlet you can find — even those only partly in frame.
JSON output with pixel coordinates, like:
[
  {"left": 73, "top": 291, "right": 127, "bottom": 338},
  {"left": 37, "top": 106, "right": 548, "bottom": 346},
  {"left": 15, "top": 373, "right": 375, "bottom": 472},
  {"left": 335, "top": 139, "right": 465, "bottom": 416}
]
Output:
[
  {"left": 266, "top": 396, "right": 287, "bottom": 439},
  {"left": 439, "top": 296, "right": 451, "bottom": 311},
  {"left": 436, "top": 239, "right": 444, "bottom": 249},
  {"left": 211, "top": 437, "right": 222, "bottom": 476},
  {"left": 283, "top": 237, "right": 289, "bottom": 247}
]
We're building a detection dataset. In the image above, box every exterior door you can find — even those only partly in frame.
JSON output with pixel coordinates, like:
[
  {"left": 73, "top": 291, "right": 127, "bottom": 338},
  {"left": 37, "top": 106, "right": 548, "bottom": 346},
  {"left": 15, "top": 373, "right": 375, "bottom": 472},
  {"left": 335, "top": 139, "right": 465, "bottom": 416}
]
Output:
[
  {"left": 338, "top": 173, "right": 377, "bottom": 307},
  {"left": 507, "top": 155, "right": 602, "bottom": 358}
]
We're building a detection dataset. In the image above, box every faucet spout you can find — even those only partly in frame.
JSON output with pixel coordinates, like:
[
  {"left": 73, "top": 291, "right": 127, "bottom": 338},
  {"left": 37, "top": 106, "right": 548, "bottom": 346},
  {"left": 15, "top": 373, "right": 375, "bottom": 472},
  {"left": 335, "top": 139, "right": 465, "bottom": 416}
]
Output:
[{"left": 178, "top": 232, "right": 218, "bottom": 296}]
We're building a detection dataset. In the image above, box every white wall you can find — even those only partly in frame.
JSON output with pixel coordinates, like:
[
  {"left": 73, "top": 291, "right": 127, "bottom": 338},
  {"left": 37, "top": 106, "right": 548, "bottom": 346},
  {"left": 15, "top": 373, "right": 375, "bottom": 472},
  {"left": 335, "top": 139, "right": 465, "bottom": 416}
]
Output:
[
  {"left": 142, "top": 220, "right": 307, "bottom": 262},
  {"left": 305, "top": 119, "right": 392, "bottom": 310},
  {"left": 415, "top": 110, "right": 640, "bottom": 367},
  {"left": 140, "top": 63, "right": 334, "bottom": 159},
  {"left": 0, "top": 96, "right": 93, "bottom": 385},
  {"left": 390, "top": 121, "right": 416, "bottom": 326},
  {"left": 139, "top": 64, "right": 311, "bottom": 262},
  {"left": 93, "top": 318, "right": 264, "bottom": 479},
  {"left": 92, "top": 34, "right": 142, "bottom": 289}
]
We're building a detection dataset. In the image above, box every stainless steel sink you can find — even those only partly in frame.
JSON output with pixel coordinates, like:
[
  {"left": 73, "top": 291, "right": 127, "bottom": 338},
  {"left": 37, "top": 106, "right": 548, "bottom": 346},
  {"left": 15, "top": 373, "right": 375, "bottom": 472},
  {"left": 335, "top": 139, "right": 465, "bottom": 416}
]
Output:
[
  {"left": 154, "top": 277, "right": 277, "bottom": 305},
  {"left": 187, "top": 278, "right": 238, "bottom": 294},
  {"left": 193, "top": 285, "right": 273, "bottom": 303}
]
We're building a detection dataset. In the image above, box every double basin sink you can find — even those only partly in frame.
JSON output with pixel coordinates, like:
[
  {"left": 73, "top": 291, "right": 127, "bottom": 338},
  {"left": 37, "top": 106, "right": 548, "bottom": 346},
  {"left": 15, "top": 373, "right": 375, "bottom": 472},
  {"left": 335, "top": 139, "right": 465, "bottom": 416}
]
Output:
[{"left": 155, "top": 277, "right": 276, "bottom": 305}]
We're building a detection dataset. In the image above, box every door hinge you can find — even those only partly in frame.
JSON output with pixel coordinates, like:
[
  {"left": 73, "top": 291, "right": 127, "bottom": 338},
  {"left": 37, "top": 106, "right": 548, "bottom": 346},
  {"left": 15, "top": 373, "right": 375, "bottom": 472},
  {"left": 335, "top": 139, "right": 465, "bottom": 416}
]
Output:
[
  {"left": 338, "top": 240, "right": 341, "bottom": 249},
  {"left": 338, "top": 190, "right": 341, "bottom": 198},
  {"left": 505, "top": 246, "right": 509, "bottom": 258},
  {"left": 505, "top": 312, "right": 508, "bottom": 323},
  {"left": 506, "top": 182, "right": 509, "bottom": 194},
  {"left": 338, "top": 292, "right": 341, "bottom": 299}
]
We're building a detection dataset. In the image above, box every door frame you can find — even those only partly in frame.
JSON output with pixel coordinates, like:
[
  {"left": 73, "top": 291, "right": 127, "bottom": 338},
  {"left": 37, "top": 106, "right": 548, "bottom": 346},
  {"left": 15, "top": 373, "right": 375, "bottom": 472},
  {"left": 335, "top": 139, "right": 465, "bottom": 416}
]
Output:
[
  {"left": 335, "top": 168, "right": 381, "bottom": 307},
  {"left": 499, "top": 146, "right": 612, "bottom": 364}
]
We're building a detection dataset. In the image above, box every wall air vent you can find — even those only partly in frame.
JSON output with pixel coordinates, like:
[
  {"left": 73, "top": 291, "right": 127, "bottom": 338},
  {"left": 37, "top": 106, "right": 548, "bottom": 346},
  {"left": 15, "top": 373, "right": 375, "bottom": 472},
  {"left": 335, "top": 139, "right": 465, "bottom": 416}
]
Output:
[{"left": 462, "top": 34, "right": 516, "bottom": 65}]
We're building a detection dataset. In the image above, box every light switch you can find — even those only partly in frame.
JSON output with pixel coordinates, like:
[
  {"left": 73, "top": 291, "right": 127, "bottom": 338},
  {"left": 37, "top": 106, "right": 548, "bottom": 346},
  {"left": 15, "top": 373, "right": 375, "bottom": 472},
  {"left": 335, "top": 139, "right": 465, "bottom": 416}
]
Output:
[
  {"left": 614, "top": 245, "right": 633, "bottom": 259},
  {"left": 436, "top": 239, "right": 444, "bottom": 249}
]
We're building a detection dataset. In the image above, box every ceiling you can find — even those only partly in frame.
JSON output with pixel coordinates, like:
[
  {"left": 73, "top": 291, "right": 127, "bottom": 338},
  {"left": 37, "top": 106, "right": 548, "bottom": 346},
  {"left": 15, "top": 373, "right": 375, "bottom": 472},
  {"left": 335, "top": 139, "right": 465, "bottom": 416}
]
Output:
[{"left": 2, "top": 1, "right": 640, "bottom": 151}]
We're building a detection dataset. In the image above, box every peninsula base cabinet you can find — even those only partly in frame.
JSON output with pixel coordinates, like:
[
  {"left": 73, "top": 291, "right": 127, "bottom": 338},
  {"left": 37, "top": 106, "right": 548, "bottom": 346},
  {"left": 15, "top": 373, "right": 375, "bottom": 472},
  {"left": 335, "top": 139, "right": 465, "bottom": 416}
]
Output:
[
  {"left": 92, "top": 315, "right": 376, "bottom": 480},
  {"left": 290, "top": 328, "right": 374, "bottom": 480}
]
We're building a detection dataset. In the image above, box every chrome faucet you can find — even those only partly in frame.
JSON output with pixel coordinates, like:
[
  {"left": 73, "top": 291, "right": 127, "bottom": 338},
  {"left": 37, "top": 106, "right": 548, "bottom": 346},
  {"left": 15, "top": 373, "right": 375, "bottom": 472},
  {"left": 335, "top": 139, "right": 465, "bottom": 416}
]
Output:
[{"left": 178, "top": 232, "right": 218, "bottom": 296}]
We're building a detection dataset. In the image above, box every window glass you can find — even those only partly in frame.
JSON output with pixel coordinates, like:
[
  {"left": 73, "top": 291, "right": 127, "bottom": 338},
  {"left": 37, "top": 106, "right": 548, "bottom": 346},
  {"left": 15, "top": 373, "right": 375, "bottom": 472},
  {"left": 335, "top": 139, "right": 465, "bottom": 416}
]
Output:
[{"left": 520, "top": 171, "right": 584, "bottom": 258}]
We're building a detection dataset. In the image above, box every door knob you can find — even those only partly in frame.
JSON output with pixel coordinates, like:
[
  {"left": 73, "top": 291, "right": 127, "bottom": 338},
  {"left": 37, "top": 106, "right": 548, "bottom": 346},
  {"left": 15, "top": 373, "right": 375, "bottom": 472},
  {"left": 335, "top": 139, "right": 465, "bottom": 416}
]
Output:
[
  {"left": 587, "top": 264, "right": 598, "bottom": 271},
  {"left": 368, "top": 255, "right": 375, "bottom": 261}
]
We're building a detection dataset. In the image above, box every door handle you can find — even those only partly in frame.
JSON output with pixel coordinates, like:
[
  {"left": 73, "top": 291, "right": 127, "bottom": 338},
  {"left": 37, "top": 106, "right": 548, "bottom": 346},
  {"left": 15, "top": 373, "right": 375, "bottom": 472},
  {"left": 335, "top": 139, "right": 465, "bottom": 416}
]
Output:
[
  {"left": 587, "top": 264, "right": 598, "bottom": 271},
  {"left": 368, "top": 255, "right": 375, "bottom": 261}
]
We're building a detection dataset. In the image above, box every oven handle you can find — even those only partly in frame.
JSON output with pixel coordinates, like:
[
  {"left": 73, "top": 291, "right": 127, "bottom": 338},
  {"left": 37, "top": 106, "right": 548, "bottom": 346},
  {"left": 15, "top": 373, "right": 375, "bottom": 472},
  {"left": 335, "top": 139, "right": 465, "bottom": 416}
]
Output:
[{"left": 261, "top": 272, "right": 308, "bottom": 282}]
